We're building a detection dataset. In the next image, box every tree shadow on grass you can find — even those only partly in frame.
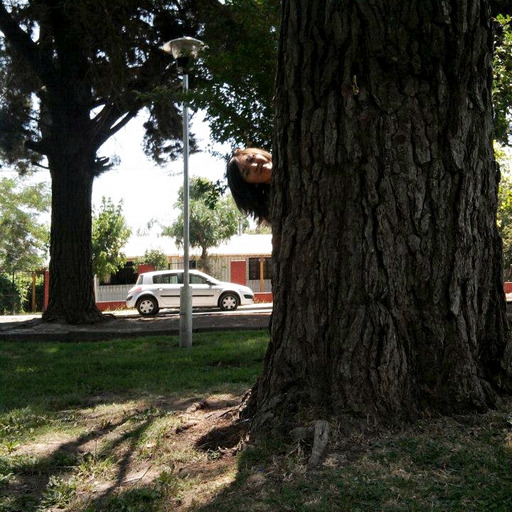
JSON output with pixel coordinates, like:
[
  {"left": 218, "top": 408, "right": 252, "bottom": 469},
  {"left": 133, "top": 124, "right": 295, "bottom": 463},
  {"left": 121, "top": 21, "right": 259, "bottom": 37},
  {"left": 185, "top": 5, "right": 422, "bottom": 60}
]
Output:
[
  {"left": 83, "top": 396, "right": 251, "bottom": 511},
  {"left": 88, "top": 414, "right": 253, "bottom": 512},
  {"left": 2, "top": 398, "right": 180, "bottom": 511},
  {"left": 195, "top": 418, "right": 250, "bottom": 452},
  {"left": 1, "top": 393, "right": 249, "bottom": 512},
  {"left": 5, "top": 418, "right": 148, "bottom": 511}
]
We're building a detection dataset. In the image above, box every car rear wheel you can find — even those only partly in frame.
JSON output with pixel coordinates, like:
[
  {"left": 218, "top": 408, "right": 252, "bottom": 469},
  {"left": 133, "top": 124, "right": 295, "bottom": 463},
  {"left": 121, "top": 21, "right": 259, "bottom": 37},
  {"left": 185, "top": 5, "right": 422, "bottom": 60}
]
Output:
[
  {"left": 137, "top": 296, "right": 159, "bottom": 316},
  {"left": 219, "top": 292, "right": 239, "bottom": 311}
]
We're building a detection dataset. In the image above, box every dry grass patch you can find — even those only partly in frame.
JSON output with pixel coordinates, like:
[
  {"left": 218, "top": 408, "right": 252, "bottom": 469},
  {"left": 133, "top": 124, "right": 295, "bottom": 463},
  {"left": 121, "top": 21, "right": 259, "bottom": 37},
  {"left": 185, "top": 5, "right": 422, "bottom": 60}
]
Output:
[{"left": 1, "top": 392, "right": 246, "bottom": 512}]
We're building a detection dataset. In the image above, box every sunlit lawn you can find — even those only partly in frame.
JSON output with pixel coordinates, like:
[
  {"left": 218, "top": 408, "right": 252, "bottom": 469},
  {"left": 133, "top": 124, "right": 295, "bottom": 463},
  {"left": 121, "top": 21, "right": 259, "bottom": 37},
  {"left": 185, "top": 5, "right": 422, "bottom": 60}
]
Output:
[{"left": 0, "top": 331, "right": 266, "bottom": 413}]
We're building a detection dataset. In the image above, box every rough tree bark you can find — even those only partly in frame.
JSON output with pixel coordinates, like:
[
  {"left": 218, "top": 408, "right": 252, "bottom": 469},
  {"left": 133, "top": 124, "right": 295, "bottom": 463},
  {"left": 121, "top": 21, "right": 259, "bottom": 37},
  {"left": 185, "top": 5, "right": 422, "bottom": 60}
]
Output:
[
  {"left": 251, "top": 0, "right": 512, "bottom": 436},
  {"left": 44, "top": 146, "right": 101, "bottom": 324},
  {"left": 38, "top": 16, "right": 105, "bottom": 324}
]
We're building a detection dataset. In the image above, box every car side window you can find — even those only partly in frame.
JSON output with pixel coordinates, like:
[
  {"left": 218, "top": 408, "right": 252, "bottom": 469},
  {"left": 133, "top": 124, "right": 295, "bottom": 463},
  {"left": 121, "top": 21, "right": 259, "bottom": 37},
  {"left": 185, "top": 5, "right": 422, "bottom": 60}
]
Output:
[
  {"left": 190, "top": 275, "right": 207, "bottom": 285},
  {"left": 152, "top": 274, "right": 178, "bottom": 285}
]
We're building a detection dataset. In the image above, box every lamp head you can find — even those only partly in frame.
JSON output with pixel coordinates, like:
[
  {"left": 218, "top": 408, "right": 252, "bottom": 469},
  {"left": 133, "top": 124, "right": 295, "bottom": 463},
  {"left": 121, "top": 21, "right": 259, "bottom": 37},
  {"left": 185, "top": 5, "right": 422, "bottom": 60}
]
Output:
[{"left": 162, "top": 37, "right": 205, "bottom": 60}]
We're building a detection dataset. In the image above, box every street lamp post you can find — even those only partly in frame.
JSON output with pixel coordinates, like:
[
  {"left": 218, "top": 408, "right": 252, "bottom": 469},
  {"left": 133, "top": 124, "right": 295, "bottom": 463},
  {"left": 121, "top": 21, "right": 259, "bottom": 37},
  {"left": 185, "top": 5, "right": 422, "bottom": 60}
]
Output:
[{"left": 162, "top": 37, "right": 205, "bottom": 348}]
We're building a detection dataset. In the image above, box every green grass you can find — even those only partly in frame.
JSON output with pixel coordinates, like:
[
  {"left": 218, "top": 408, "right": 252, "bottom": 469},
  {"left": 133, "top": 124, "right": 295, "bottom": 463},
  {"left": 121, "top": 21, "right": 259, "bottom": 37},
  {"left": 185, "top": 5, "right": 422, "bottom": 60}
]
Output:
[
  {"left": 1, "top": 331, "right": 512, "bottom": 512},
  {"left": 0, "top": 331, "right": 266, "bottom": 414},
  {"left": 198, "top": 412, "right": 512, "bottom": 512},
  {"left": 0, "top": 330, "right": 268, "bottom": 512}
]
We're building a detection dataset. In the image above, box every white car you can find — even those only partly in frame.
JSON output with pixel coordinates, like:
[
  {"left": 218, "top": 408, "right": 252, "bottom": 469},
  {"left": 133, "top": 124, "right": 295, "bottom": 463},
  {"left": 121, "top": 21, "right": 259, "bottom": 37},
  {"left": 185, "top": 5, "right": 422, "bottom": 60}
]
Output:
[{"left": 125, "top": 269, "right": 255, "bottom": 316}]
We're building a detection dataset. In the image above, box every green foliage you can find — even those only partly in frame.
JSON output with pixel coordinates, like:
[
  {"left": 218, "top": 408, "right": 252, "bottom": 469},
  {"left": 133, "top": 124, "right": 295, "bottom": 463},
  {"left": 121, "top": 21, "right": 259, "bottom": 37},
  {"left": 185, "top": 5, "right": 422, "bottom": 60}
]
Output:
[
  {"left": 0, "top": 0, "right": 203, "bottom": 169},
  {"left": 187, "top": 176, "right": 224, "bottom": 208},
  {"left": 497, "top": 147, "right": 512, "bottom": 274},
  {"left": 0, "top": 176, "right": 49, "bottom": 274},
  {"left": 0, "top": 29, "right": 40, "bottom": 175},
  {"left": 21, "top": 273, "right": 44, "bottom": 312},
  {"left": 194, "top": 0, "right": 280, "bottom": 148},
  {"left": 38, "top": 475, "right": 78, "bottom": 511},
  {"left": 494, "top": 14, "right": 512, "bottom": 145},
  {"left": 163, "top": 177, "right": 244, "bottom": 271},
  {"left": 0, "top": 271, "right": 43, "bottom": 315},
  {"left": 0, "top": 330, "right": 267, "bottom": 511},
  {"left": 134, "top": 249, "right": 169, "bottom": 272},
  {"left": 0, "top": 273, "right": 22, "bottom": 314},
  {"left": 92, "top": 197, "right": 131, "bottom": 281}
]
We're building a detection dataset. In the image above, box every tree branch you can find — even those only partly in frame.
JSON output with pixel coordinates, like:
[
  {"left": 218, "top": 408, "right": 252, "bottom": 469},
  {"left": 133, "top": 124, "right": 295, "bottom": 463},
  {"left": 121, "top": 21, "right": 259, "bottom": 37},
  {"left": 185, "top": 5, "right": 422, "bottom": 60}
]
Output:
[
  {"left": 24, "top": 139, "right": 50, "bottom": 155},
  {"left": 92, "top": 107, "right": 138, "bottom": 148},
  {"left": 108, "top": 110, "right": 138, "bottom": 137}
]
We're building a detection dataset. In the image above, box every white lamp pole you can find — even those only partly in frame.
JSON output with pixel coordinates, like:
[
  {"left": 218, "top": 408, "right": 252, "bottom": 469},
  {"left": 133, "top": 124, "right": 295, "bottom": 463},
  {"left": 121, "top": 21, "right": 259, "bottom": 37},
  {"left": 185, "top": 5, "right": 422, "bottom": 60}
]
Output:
[{"left": 162, "top": 37, "right": 205, "bottom": 348}]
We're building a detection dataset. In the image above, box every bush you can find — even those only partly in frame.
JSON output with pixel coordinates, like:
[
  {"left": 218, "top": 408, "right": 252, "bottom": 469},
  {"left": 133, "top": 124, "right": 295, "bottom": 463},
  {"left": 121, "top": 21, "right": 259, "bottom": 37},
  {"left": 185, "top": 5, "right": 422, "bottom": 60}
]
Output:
[{"left": 0, "top": 273, "right": 24, "bottom": 314}]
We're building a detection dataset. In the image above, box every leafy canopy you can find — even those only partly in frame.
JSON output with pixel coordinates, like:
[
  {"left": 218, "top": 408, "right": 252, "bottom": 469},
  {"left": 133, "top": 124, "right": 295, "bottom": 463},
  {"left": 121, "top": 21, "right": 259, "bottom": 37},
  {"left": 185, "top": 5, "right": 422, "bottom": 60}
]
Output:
[
  {"left": 163, "top": 177, "right": 245, "bottom": 271},
  {"left": 134, "top": 249, "right": 169, "bottom": 272},
  {"left": 193, "top": 0, "right": 280, "bottom": 149},
  {"left": 497, "top": 145, "right": 512, "bottom": 274},
  {"left": 0, "top": 0, "right": 208, "bottom": 171},
  {"left": 0, "top": 176, "right": 49, "bottom": 273},
  {"left": 494, "top": 14, "right": 512, "bottom": 146}
]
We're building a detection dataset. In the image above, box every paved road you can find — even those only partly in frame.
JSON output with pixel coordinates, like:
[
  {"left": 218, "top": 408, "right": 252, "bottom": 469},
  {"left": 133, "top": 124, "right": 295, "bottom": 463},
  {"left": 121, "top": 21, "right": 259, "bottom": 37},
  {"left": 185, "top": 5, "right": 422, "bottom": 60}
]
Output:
[{"left": 0, "top": 304, "right": 272, "bottom": 342}]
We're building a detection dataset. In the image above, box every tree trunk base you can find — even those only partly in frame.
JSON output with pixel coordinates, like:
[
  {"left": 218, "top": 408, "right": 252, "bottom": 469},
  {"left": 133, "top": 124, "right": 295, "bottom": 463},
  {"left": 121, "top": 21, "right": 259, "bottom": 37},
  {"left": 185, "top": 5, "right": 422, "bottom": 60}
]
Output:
[
  {"left": 244, "top": 372, "right": 510, "bottom": 441},
  {"left": 42, "top": 306, "right": 107, "bottom": 325}
]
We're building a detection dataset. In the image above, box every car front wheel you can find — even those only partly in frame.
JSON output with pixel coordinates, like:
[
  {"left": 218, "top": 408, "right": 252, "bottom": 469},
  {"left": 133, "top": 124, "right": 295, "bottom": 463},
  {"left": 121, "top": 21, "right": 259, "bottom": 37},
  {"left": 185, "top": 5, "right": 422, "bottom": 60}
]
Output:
[
  {"left": 219, "top": 292, "right": 239, "bottom": 311},
  {"left": 136, "top": 296, "right": 159, "bottom": 316}
]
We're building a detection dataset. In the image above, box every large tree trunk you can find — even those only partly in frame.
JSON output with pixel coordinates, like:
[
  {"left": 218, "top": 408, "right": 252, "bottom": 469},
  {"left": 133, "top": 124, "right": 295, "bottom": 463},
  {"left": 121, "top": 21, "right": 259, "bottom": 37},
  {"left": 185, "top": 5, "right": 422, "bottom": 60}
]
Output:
[
  {"left": 41, "top": 75, "right": 104, "bottom": 324},
  {"left": 43, "top": 147, "right": 103, "bottom": 324},
  {"left": 252, "top": 0, "right": 512, "bottom": 436}
]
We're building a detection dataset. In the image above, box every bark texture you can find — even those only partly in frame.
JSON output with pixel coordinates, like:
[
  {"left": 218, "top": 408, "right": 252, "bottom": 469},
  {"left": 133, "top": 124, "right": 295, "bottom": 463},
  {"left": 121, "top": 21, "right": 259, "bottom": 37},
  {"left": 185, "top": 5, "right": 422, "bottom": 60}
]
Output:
[
  {"left": 252, "top": 0, "right": 512, "bottom": 436},
  {"left": 39, "top": 23, "right": 104, "bottom": 324},
  {"left": 43, "top": 148, "right": 102, "bottom": 324}
]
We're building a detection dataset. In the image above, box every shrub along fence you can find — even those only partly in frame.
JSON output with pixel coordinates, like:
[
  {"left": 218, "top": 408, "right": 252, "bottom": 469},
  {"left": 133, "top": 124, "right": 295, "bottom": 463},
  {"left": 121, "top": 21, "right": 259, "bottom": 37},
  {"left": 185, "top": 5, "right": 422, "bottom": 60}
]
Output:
[{"left": 0, "top": 271, "right": 45, "bottom": 315}]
